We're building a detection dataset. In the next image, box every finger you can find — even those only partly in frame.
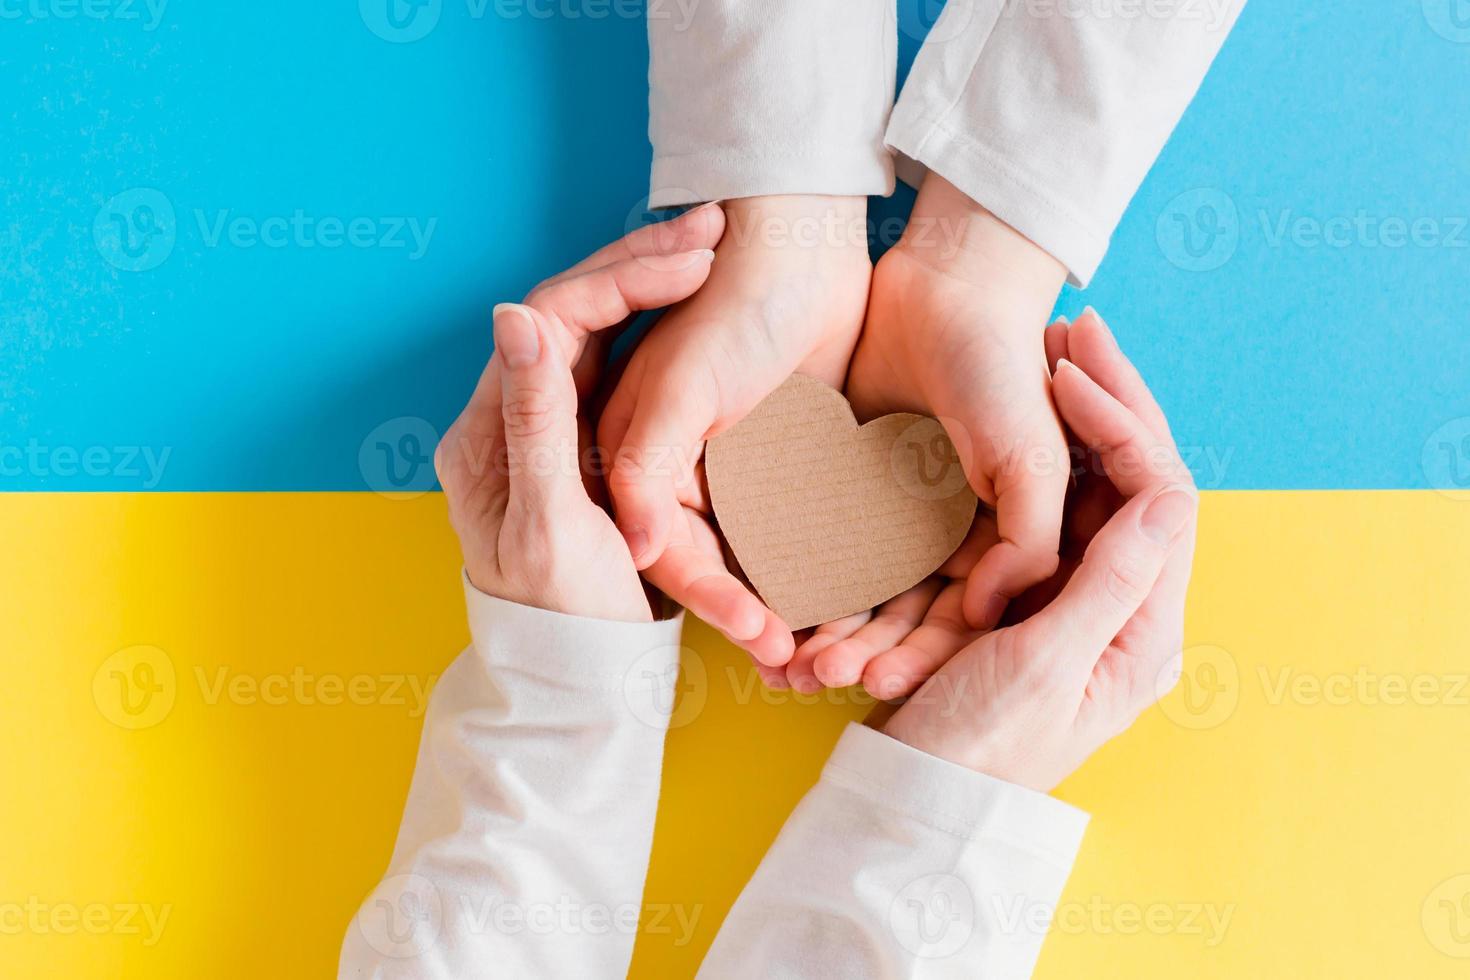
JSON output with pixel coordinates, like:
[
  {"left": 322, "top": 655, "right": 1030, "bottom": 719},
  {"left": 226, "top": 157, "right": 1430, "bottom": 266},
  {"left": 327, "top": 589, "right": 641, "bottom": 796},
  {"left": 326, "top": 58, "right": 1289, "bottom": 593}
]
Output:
[
  {"left": 1044, "top": 317, "right": 1071, "bottom": 376},
  {"left": 571, "top": 329, "right": 613, "bottom": 401},
  {"left": 641, "top": 541, "right": 794, "bottom": 667},
  {"left": 786, "top": 610, "right": 873, "bottom": 693},
  {"left": 812, "top": 580, "right": 943, "bottom": 690},
  {"left": 1052, "top": 358, "right": 1191, "bottom": 499},
  {"left": 537, "top": 203, "right": 725, "bottom": 288},
  {"left": 524, "top": 251, "right": 716, "bottom": 353},
  {"left": 1122, "top": 528, "right": 1198, "bottom": 711},
  {"left": 1065, "top": 308, "right": 1172, "bottom": 441},
  {"left": 605, "top": 370, "right": 715, "bottom": 569},
  {"left": 862, "top": 581, "right": 977, "bottom": 699},
  {"left": 595, "top": 351, "right": 643, "bottom": 463},
  {"left": 1025, "top": 483, "right": 1197, "bottom": 662},
  {"left": 1086, "top": 505, "right": 1198, "bottom": 721},
  {"left": 936, "top": 510, "right": 1000, "bottom": 579},
  {"left": 961, "top": 450, "right": 1068, "bottom": 630},
  {"left": 752, "top": 658, "right": 792, "bottom": 691},
  {"left": 493, "top": 304, "right": 584, "bottom": 508}
]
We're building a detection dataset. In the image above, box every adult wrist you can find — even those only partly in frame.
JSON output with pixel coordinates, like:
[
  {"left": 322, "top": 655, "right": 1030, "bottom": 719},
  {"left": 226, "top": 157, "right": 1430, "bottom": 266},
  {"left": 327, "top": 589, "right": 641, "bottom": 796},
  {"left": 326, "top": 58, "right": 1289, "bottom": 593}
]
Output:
[
  {"left": 878, "top": 711, "right": 1031, "bottom": 791},
  {"left": 839, "top": 723, "right": 1087, "bottom": 848}
]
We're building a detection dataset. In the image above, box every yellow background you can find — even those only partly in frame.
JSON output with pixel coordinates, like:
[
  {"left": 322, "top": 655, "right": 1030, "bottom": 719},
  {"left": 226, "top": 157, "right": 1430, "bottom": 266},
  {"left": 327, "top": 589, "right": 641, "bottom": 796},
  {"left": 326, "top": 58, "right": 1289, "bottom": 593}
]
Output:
[{"left": 4, "top": 491, "right": 1469, "bottom": 977}]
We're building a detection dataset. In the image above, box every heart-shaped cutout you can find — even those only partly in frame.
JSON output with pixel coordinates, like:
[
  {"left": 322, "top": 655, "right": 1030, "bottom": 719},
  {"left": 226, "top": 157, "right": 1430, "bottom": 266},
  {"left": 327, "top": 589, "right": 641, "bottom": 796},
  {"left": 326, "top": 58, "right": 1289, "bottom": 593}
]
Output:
[{"left": 706, "top": 375, "right": 978, "bottom": 630}]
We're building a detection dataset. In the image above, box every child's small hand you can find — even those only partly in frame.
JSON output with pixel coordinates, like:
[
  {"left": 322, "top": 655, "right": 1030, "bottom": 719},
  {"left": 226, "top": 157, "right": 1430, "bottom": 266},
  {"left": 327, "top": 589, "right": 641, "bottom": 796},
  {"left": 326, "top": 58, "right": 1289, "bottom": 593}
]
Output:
[
  {"left": 436, "top": 213, "right": 722, "bottom": 621},
  {"left": 598, "top": 195, "right": 872, "bottom": 665},
  {"left": 785, "top": 177, "right": 1072, "bottom": 695}
]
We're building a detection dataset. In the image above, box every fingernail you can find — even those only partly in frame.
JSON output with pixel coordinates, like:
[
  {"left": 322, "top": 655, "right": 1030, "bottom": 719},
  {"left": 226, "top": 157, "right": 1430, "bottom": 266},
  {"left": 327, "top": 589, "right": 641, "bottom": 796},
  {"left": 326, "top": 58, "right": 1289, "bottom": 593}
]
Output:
[
  {"left": 621, "top": 524, "right": 649, "bottom": 562},
  {"left": 1055, "top": 357, "right": 1078, "bottom": 375},
  {"left": 492, "top": 304, "right": 539, "bottom": 369},
  {"left": 1140, "top": 485, "right": 1196, "bottom": 546},
  {"left": 1052, "top": 315, "right": 1070, "bottom": 327},
  {"left": 1082, "top": 305, "right": 1119, "bottom": 346},
  {"left": 689, "top": 200, "right": 721, "bottom": 215},
  {"left": 792, "top": 676, "right": 821, "bottom": 695},
  {"left": 764, "top": 672, "right": 790, "bottom": 691},
  {"left": 981, "top": 592, "right": 1008, "bottom": 629}
]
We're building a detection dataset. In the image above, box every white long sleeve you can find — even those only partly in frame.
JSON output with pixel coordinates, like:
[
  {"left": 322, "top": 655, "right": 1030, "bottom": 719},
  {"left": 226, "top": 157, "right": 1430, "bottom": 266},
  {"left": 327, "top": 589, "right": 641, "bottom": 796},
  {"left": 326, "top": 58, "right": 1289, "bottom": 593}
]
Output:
[
  {"left": 886, "top": 0, "right": 1247, "bottom": 285},
  {"left": 341, "top": 579, "right": 1088, "bottom": 979},
  {"left": 648, "top": 0, "right": 1243, "bottom": 285},
  {"left": 338, "top": 574, "right": 685, "bottom": 979},
  {"left": 646, "top": 0, "right": 896, "bottom": 207},
  {"left": 696, "top": 723, "right": 1088, "bottom": 979}
]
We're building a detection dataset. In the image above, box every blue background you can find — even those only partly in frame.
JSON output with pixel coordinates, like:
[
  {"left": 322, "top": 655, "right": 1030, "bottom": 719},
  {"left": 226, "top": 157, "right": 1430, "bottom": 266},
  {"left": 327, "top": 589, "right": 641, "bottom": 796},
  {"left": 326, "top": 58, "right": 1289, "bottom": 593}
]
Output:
[{"left": 3, "top": 1, "right": 1468, "bottom": 491}]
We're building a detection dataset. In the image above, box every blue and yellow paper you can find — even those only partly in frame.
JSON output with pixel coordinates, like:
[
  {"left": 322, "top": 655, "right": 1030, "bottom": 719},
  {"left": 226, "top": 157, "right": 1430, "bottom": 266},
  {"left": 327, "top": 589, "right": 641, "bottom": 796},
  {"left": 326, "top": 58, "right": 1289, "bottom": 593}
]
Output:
[{"left": 4, "top": 3, "right": 1470, "bottom": 977}]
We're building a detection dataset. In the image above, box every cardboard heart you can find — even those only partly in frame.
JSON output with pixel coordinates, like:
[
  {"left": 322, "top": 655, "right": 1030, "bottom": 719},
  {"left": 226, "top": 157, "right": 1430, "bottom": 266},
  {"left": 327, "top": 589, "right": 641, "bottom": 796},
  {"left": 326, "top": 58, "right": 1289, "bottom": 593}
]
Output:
[{"left": 706, "top": 375, "right": 978, "bottom": 630}]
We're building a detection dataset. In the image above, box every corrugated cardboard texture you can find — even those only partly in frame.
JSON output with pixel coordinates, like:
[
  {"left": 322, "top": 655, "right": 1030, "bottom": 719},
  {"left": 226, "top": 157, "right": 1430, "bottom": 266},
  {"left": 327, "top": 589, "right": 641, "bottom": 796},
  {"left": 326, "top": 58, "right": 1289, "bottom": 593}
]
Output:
[{"left": 706, "top": 375, "right": 978, "bottom": 630}]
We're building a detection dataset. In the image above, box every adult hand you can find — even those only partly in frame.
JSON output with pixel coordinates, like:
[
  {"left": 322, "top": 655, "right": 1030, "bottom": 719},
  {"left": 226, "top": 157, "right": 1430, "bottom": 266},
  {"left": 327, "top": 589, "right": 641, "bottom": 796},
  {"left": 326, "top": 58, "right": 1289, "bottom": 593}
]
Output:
[
  {"left": 878, "top": 309, "right": 1199, "bottom": 790},
  {"left": 599, "top": 195, "right": 872, "bottom": 666},
  {"left": 435, "top": 211, "right": 722, "bottom": 621},
  {"left": 785, "top": 176, "right": 1071, "bottom": 694}
]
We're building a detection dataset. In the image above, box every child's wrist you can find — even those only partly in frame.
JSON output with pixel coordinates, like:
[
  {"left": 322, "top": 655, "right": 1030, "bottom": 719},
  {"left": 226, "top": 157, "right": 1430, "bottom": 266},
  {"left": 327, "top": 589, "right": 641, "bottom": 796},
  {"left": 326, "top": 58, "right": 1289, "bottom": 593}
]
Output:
[
  {"left": 897, "top": 175, "right": 1066, "bottom": 297},
  {"left": 718, "top": 194, "right": 870, "bottom": 257}
]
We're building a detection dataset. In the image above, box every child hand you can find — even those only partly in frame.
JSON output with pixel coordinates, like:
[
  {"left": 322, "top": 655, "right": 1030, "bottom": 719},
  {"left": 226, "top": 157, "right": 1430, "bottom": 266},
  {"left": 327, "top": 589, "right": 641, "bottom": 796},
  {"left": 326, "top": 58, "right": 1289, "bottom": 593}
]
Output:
[
  {"left": 598, "top": 195, "right": 872, "bottom": 665},
  {"left": 848, "top": 178, "right": 1072, "bottom": 632},
  {"left": 784, "top": 177, "right": 1072, "bottom": 694},
  {"left": 435, "top": 212, "right": 722, "bottom": 621}
]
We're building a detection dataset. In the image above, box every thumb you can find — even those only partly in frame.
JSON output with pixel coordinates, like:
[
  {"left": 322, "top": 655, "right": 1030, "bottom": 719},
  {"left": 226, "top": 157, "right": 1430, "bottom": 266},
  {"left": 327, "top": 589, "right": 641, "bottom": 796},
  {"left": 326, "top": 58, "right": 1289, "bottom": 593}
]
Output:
[
  {"left": 494, "top": 303, "right": 584, "bottom": 508},
  {"left": 1027, "top": 484, "right": 1196, "bottom": 658},
  {"left": 602, "top": 372, "right": 714, "bottom": 569}
]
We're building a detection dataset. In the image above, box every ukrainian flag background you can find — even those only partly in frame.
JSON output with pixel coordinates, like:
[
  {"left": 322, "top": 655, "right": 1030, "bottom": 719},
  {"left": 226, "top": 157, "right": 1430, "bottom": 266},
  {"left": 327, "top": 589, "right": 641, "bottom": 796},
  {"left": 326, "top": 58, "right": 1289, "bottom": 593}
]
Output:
[{"left": 4, "top": 3, "right": 1470, "bottom": 977}]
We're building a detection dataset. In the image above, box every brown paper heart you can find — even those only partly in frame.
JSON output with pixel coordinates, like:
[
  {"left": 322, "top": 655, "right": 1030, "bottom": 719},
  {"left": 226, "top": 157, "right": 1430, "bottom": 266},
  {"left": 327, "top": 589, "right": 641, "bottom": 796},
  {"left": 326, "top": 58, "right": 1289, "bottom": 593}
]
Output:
[{"left": 706, "top": 375, "right": 978, "bottom": 630}]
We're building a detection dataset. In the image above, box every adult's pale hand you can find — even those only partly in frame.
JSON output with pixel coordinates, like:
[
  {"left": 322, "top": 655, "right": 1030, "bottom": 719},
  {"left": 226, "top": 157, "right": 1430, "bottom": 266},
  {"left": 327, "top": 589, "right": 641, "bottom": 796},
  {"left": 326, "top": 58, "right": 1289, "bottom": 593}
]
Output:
[
  {"left": 434, "top": 211, "right": 722, "bottom": 621},
  {"left": 598, "top": 195, "right": 873, "bottom": 666},
  {"left": 785, "top": 176, "right": 1071, "bottom": 694},
  {"left": 880, "top": 310, "right": 1200, "bottom": 791}
]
